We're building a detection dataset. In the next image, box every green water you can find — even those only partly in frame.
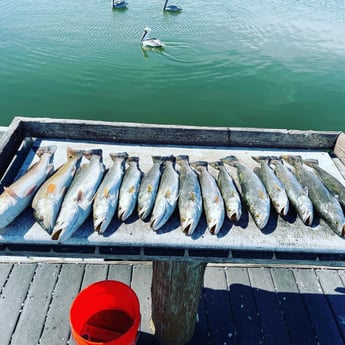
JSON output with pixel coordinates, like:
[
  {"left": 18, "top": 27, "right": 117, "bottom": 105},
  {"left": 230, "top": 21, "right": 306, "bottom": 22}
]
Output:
[{"left": 1, "top": 0, "right": 345, "bottom": 131}]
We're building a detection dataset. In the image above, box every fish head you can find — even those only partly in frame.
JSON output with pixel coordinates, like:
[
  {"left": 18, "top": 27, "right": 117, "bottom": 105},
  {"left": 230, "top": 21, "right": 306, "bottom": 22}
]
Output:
[
  {"left": 93, "top": 215, "right": 111, "bottom": 234},
  {"left": 33, "top": 199, "right": 57, "bottom": 233},
  {"left": 252, "top": 209, "right": 269, "bottom": 229},
  {"left": 297, "top": 195, "right": 314, "bottom": 226},
  {"left": 272, "top": 193, "right": 289, "bottom": 217}
]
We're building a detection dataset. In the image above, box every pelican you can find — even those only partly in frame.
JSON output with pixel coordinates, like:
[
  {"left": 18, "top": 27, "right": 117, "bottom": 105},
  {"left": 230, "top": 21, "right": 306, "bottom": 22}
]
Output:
[
  {"left": 141, "top": 27, "right": 164, "bottom": 48},
  {"left": 163, "top": 0, "right": 181, "bottom": 12},
  {"left": 112, "top": 0, "right": 127, "bottom": 9}
]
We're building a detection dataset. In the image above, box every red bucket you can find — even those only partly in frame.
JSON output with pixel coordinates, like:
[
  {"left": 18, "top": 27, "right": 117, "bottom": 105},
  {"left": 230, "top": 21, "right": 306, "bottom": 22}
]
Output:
[{"left": 70, "top": 280, "right": 141, "bottom": 345}]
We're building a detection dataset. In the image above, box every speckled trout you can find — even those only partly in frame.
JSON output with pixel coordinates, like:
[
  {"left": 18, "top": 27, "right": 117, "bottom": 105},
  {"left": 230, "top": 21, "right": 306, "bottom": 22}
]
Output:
[
  {"left": 118, "top": 157, "right": 142, "bottom": 221},
  {"left": 150, "top": 156, "right": 179, "bottom": 231},
  {"left": 51, "top": 149, "right": 105, "bottom": 242},
  {"left": 282, "top": 155, "right": 345, "bottom": 236},
  {"left": 222, "top": 156, "right": 270, "bottom": 230},
  {"left": 93, "top": 152, "right": 128, "bottom": 234},
  {"left": 32, "top": 147, "right": 83, "bottom": 234},
  {"left": 210, "top": 160, "right": 242, "bottom": 222},
  {"left": 176, "top": 155, "right": 202, "bottom": 235},
  {"left": 303, "top": 159, "right": 345, "bottom": 210},
  {"left": 0, "top": 145, "right": 56, "bottom": 229},
  {"left": 269, "top": 157, "right": 313, "bottom": 225},
  {"left": 137, "top": 156, "right": 164, "bottom": 221},
  {"left": 192, "top": 161, "right": 225, "bottom": 235},
  {"left": 252, "top": 156, "right": 289, "bottom": 217}
]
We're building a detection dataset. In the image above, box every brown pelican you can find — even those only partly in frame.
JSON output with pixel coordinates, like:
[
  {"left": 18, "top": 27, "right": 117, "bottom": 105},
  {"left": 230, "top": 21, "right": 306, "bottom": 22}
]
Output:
[
  {"left": 163, "top": 0, "right": 181, "bottom": 12},
  {"left": 112, "top": 0, "right": 127, "bottom": 9},
  {"left": 141, "top": 27, "right": 164, "bottom": 48}
]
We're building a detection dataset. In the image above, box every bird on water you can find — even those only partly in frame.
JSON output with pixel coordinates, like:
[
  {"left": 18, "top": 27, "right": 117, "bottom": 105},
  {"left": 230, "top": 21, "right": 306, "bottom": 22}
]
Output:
[
  {"left": 163, "top": 0, "right": 182, "bottom": 12},
  {"left": 141, "top": 27, "right": 164, "bottom": 48}
]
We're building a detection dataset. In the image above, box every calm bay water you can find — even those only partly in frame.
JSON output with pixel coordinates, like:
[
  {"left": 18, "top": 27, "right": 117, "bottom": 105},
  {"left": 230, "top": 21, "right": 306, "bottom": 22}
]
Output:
[{"left": 1, "top": 0, "right": 345, "bottom": 131}]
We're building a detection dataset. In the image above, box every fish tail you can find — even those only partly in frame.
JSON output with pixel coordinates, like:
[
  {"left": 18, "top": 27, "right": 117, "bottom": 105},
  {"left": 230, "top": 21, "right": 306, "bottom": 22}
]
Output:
[
  {"left": 175, "top": 155, "right": 189, "bottom": 163},
  {"left": 252, "top": 156, "right": 269, "bottom": 164},
  {"left": 209, "top": 161, "right": 224, "bottom": 170},
  {"left": 302, "top": 159, "right": 319, "bottom": 168},
  {"left": 162, "top": 155, "right": 175, "bottom": 162},
  {"left": 127, "top": 156, "right": 139, "bottom": 163},
  {"left": 152, "top": 155, "right": 163, "bottom": 163},
  {"left": 66, "top": 147, "right": 83, "bottom": 159},
  {"left": 221, "top": 155, "right": 239, "bottom": 166},
  {"left": 35, "top": 145, "right": 57, "bottom": 158},
  {"left": 109, "top": 152, "right": 128, "bottom": 161},
  {"left": 83, "top": 149, "right": 103, "bottom": 160},
  {"left": 281, "top": 155, "right": 303, "bottom": 167}
]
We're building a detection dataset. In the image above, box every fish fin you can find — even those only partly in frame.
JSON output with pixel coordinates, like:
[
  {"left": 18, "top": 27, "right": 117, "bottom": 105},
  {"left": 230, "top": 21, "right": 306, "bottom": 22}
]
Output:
[
  {"left": 147, "top": 184, "right": 153, "bottom": 193},
  {"left": 165, "top": 190, "right": 171, "bottom": 199},
  {"left": 128, "top": 185, "right": 136, "bottom": 193},
  {"left": 60, "top": 186, "right": 67, "bottom": 196},
  {"left": 190, "top": 191, "right": 196, "bottom": 201},
  {"left": 24, "top": 185, "right": 37, "bottom": 197},
  {"left": 214, "top": 195, "right": 221, "bottom": 203},
  {"left": 253, "top": 167, "right": 260, "bottom": 175},
  {"left": 304, "top": 186, "right": 309, "bottom": 196},
  {"left": 4, "top": 186, "right": 18, "bottom": 198},
  {"left": 103, "top": 187, "right": 110, "bottom": 198},
  {"left": 47, "top": 183, "right": 57, "bottom": 194}
]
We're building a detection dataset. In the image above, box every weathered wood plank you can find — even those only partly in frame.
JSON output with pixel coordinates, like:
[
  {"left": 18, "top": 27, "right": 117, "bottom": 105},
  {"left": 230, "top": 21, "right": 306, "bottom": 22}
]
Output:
[
  {"left": 151, "top": 261, "right": 206, "bottom": 345},
  {"left": 315, "top": 269, "right": 345, "bottom": 340},
  {"left": 248, "top": 267, "right": 290, "bottom": 345},
  {"left": 334, "top": 132, "right": 345, "bottom": 165},
  {"left": 131, "top": 264, "right": 155, "bottom": 344},
  {"left": 108, "top": 262, "right": 132, "bottom": 284},
  {"left": 225, "top": 267, "right": 263, "bottom": 345},
  {"left": 80, "top": 263, "right": 108, "bottom": 289},
  {"left": 10, "top": 263, "right": 61, "bottom": 345},
  {"left": 293, "top": 268, "right": 344, "bottom": 345},
  {"left": 39, "top": 263, "right": 84, "bottom": 345},
  {"left": 0, "top": 263, "right": 12, "bottom": 289},
  {"left": 203, "top": 266, "right": 236, "bottom": 345},
  {"left": 0, "top": 263, "right": 36, "bottom": 345},
  {"left": 270, "top": 268, "right": 316, "bottom": 345}
]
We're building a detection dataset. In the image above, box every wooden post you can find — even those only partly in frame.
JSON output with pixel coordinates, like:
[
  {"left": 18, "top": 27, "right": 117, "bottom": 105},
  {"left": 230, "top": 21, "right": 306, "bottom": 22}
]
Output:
[{"left": 151, "top": 260, "right": 206, "bottom": 345}]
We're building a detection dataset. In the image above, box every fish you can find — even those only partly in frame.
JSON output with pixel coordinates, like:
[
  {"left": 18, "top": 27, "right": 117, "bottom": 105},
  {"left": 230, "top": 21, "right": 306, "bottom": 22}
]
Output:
[
  {"left": 282, "top": 155, "right": 345, "bottom": 236},
  {"left": 269, "top": 157, "right": 313, "bottom": 225},
  {"left": 150, "top": 155, "right": 179, "bottom": 231},
  {"left": 32, "top": 147, "right": 83, "bottom": 234},
  {"left": 176, "top": 155, "right": 202, "bottom": 235},
  {"left": 51, "top": 149, "right": 105, "bottom": 242},
  {"left": 118, "top": 156, "right": 142, "bottom": 221},
  {"left": 210, "top": 160, "right": 242, "bottom": 222},
  {"left": 0, "top": 145, "right": 56, "bottom": 229},
  {"left": 192, "top": 161, "right": 225, "bottom": 235},
  {"left": 303, "top": 159, "right": 345, "bottom": 210},
  {"left": 93, "top": 152, "right": 128, "bottom": 234},
  {"left": 252, "top": 156, "right": 289, "bottom": 217},
  {"left": 221, "top": 156, "right": 270, "bottom": 230},
  {"left": 137, "top": 156, "right": 164, "bottom": 220}
]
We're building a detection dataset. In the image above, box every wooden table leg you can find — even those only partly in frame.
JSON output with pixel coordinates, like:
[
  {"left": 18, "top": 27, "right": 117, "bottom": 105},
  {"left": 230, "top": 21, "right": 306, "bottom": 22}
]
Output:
[{"left": 151, "top": 260, "right": 207, "bottom": 345}]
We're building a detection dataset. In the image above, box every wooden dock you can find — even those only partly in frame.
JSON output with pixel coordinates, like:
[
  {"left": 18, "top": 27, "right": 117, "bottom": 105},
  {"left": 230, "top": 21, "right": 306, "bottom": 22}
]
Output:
[{"left": 1, "top": 259, "right": 345, "bottom": 345}]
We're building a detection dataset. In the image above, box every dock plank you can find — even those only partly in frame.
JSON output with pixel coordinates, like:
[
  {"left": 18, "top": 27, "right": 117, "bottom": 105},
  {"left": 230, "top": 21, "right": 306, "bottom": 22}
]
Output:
[
  {"left": 39, "top": 263, "right": 84, "bottom": 345},
  {"left": 203, "top": 266, "right": 236, "bottom": 345},
  {"left": 225, "top": 267, "right": 263, "bottom": 345},
  {"left": 315, "top": 268, "right": 345, "bottom": 341},
  {"left": 108, "top": 262, "right": 132, "bottom": 284},
  {"left": 271, "top": 268, "right": 316, "bottom": 345},
  {"left": 11, "top": 263, "right": 60, "bottom": 345},
  {"left": 0, "top": 263, "right": 12, "bottom": 289},
  {"left": 0, "top": 263, "right": 36, "bottom": 345},
  {"left": 293, "top": 268, "right": 344, "bottom": 345},
  {"left": 248, "top": 267, "right": 290, "bottom": 345}
]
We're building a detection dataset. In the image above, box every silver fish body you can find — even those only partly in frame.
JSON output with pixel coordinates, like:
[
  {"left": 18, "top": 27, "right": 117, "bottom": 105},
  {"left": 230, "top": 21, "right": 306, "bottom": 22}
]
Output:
[
  {"left": 252, "top": 156, "right": 289, "bottom": 217},
  {"left": 269, "top": 157, "right": 313, "bottom": 225},
  {"left": 118, "top": 157, "right": 142, "bottom": 221},
  {"left": 222, "top": 156, "right": 270, "bottom": 230},
  {"left": 303, "top": 159, "right": 345, "bottom": 210},
  {"left": 32, "top": 147, "right": 83, "bottom": 234},
  {"left": 192, "top": 161, "right": 225, "bottom": 235},
  {"left": 0, "top": 146, "right": 56, "bottom": 229},
  {"left": 93, "top": 152, "right": 128, "bottom": 234},
  {"left": 283, "top": 155, "right": 345, "bottom": 236},
  {"left": 150, "top": 156, "right": 179, "bottom": 231},
  {"left": 51, "top": 149, "right": 105, "bottom": 242},
  {"left": 137, "top": 156, "right": 163, "bottom": 220},
  {"left": 210, "top": 161, "right": 242, "bottom": 222},
  {"left": 176, "top": 155, "right": 202, "bottom": 235}
]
